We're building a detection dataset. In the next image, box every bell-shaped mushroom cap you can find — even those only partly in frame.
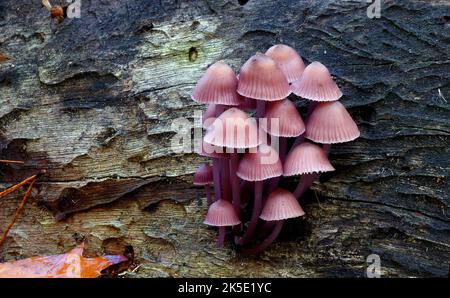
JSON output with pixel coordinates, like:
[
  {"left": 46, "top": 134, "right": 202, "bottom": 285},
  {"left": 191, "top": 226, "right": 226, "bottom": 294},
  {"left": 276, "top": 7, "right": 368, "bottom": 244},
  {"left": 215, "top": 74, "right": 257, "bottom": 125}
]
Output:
[
  {"left": 197, "top": 139, "right": 228, "bottom": 159},
  {"left": 193, "top": 163, "right": 213, "bottom": 185},
  {"left": 284, "top": 142, "right": 335, "bottom": 176},
  {"left": 306, "top": 101, "right": 360, "bottom": 144},
  {"left": 260, "top": 99, "right": 305, "bottom": 137},
  {"left": 291, "top": 61, "right": 342, "bottom": 102},
  {"left": 202, "top": 104, "right": 216, "bottom": 129},
  {"left": 260, "top": 188, "right": 305, "bottom": 221},
  {"left": 236, "top": 144, "right": 283, "bottom": 181},
  {"left": 204, "top": 107, "right": 261, "bottom": 149},
  {"left": 237, "top": 53, "right": 290, "bottom": 101},
  {"left": 204, "top": 199, "right": 241, "bottom": 226},
  {"left": 265, "top": 44, "right": 305, "bottom": 83},
  {"left": 192, "top": 61, "right": 242, "bottom": 106}
]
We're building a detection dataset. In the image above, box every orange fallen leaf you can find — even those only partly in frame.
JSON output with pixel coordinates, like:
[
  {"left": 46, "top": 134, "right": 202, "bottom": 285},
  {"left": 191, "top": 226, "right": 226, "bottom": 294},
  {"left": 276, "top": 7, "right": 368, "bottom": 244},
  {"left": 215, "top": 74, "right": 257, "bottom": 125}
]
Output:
[
  {"left": 0, "top": 243, "right": 128, "bottom": 278},
  {"left": 0, "top": 53, "right": 10, "bottom": 62}
]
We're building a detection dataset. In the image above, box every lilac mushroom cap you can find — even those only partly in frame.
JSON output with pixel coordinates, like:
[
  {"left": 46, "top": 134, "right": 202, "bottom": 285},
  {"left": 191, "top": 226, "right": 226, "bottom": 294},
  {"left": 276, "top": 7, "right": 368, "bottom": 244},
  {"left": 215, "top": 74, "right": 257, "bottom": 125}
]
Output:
[
  {"left": 284, "top": 142, "right": 335, "bottom": 176},
  {"left": 204, "top": 200, "right": 241, "bottom": 227},
  {"left": 305, "top": 101, "right": 360, "bottom": 144},
  {"left": 192, "top": 61, "right": 242, "bottom": 106},
  {"left": 265, "top": 44, "right": 305, "bottom": 83},
  {"left": 204, "top": 107, "right": 261, "bottom": 149},
  {"left": 261, "top": 98, "right": 305, "bottom": 137},
  {"left": 237, "top": 53, "right": 290, "bottom": 101},
  {"left": 236, "top": 144, "right": 283, "bottom": 181},
  {"left": 291, "top": 61, "right": 342, "bottom": 102},
  {"left": 193, "top": 163, "right": 214, "bottom": 185},
  {"left": 260, "top": 188, "right": 305, "bottom": 221}
]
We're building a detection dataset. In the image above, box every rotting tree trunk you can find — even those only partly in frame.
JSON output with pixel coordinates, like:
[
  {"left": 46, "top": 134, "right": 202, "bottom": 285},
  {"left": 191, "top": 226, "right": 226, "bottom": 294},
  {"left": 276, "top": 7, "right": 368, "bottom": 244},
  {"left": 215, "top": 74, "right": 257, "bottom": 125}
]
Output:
[{"left": 0, "top": 0, "right": 449, "bottom": 277}]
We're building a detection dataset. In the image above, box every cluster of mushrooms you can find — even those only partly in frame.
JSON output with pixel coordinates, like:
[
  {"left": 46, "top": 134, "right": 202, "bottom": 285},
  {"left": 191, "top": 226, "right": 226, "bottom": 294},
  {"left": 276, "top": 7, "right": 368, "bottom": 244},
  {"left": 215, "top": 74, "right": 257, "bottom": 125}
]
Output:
[{"left": 192, "top": 45, "right": 360, "bottom": 254}]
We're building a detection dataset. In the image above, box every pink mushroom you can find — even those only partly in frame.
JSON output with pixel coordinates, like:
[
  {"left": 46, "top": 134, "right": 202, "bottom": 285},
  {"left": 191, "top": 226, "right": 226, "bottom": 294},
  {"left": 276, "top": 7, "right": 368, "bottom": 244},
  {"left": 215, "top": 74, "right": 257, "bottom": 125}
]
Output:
[
  {"left": 197, "top": 139, "right": 227, "bottom": 202},
  {"left": 204, "top": 199, "right": 241, "bottom": 247},
  {"left": 242, "top": 188, "right": 305, "bottom": 254},
  {"left": 290, "top": 61, "right": 342, "bottom": 102},
  {"left": 289, "top": 62, "right": 345, "bottom": 150},
  {"left": 237, "top": 53, "right": 290, "bottom": 117},
  {"left": 236, "top": 144, "right": 283, "bottom": 244},
  {"left": 265, "top": 44, "right": 305, "bottom": 83},
  {"left": 306, "top": 101, "right": 360, "bottom": 144},
  {"left": 192, "top": 61, "right": 242, "bottom": 106},
  {"left": 193, "top": 163, "right": 214, "bottom": 205},
  {"left": 284, "top": 142, "right": 335, "bottom": 199},
  {"left": 204, "top": 108, "right": 261, "bottom": 149},
  {"left": 289, "top": 101, "right": 359, "bottom": 199},
  {"left": 261, "top": 98, "right": 305, "bottom": 162},
  {"left": 204, "top": 107, "right": 261, "bottom": 216},
  {"left": 193, "top": 61, "right": 243, "bottom": 208}
]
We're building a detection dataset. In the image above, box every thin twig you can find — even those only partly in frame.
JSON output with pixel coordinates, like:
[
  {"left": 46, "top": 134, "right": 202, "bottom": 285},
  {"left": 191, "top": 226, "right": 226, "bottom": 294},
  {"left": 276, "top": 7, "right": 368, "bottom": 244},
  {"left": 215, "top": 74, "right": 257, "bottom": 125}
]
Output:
[
  {"left": 0, "top": 175, "right": 37, "bottom": 199},
  {"left": 0, "top": 160, "right": 25, "bottom": 164},
  {"left": 0, "top": 179, "right": 36, "bottom": 247}
]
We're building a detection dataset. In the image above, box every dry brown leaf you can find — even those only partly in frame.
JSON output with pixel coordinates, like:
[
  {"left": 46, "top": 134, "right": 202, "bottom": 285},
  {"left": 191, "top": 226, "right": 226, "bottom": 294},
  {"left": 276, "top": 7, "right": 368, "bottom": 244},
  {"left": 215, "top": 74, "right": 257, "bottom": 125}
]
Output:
[{"left": 0, "top": 243, "right": 128, "bottom": 278}]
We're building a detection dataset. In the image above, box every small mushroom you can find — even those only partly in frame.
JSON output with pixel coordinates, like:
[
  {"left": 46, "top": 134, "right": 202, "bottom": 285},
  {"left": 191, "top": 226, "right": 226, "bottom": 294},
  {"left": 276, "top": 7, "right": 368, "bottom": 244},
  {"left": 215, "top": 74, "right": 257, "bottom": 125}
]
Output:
[
  {"left": 236, "top": 144, "right": 283, "bottom": 244},
  {"left": 265, "top": 44, "right": 305, "bottom": 83},
  {"left": 193, "top": 163, "right": 214, "bottom": 205},
  {"left": 197, "top": 140, "right": 227, "bottom": 202},
  {"left": 204, "top": 107, "right": 261, "bottom": 149},
  {"left": 193, "top": 61, "right": 243, "bottom": 216},
  {"left": 204, "top": 200, "right": 241, "bottom": 247},
  {"left": 237, "top": 53, "right": 289, "bottom": 117},
  {"left": 204, "top": 107, "right": 261, "bottom": 216},
  {"left": 284, "top": 142, "right": 335, "bottom": 199},
  {"left": 242, "top": 188, "right": 305, "bottom": 254},
  {"left": 290, "top": 61, "right": 343, "bottom": 102},
  {"left": 261, "top": 98, "right": 305, "bottom": 162},
  {"left": 305, "top": 101, "right": 360, "bottom": 144},
  {"left": 192, "top": 61, "right": 242, "bottom": 106}
]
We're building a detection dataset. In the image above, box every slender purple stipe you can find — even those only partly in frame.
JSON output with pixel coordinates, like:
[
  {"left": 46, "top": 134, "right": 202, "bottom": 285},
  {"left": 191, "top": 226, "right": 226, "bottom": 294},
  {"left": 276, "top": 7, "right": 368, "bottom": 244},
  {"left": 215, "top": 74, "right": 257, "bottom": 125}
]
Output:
[{"left": 241, "top": 220, "right": 284, "bottom": 254}]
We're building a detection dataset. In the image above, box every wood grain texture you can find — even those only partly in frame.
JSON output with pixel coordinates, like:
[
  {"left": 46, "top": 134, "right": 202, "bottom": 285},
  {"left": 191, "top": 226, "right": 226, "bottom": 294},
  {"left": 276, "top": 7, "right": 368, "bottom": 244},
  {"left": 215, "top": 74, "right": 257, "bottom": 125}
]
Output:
[{"left": 0, "top": 0, "right": 449, "bottom": 277}]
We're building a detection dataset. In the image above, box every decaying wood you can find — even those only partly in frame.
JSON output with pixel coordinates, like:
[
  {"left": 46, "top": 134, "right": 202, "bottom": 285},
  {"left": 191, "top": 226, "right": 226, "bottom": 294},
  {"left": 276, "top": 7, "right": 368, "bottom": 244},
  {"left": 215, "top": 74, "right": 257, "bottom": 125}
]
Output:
[{"left": 0, "top": 0, "right": 449, "bottom": 277}]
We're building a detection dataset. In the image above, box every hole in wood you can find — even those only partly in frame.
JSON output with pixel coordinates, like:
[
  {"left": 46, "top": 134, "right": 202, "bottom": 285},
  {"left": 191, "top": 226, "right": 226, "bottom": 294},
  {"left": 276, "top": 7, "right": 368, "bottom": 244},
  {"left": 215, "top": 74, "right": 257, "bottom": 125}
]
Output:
[{"left": 188, "top": 47, "right": 198, "bottom": 62}]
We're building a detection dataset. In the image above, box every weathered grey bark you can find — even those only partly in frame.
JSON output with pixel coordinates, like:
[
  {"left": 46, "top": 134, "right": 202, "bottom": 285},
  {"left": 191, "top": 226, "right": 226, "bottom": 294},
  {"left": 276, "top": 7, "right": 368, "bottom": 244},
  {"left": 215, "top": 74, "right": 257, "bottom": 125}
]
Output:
[{"left": 0, "top": 0, "right": 449, "bottom": 277}]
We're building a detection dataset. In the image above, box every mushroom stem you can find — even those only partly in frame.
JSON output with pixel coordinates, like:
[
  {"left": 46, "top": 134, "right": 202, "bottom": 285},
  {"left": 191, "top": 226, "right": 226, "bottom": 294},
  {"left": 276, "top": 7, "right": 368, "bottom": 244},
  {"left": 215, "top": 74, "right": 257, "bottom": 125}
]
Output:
[
  {"left": 266, "top": 136, "right": 287, "bottom": 194},
  {"left": 212, "top": 158, "right": 222, "bottom": 202},
  {"left": 230, "top": 151, "right": 241, "bottom": 215},
  {"left": 236, "top": 180, "right": 263, "bottom": 245},
  {"left": 211, "top": 104, "right": 227, "bottom": 202},
  {"left": 256, "top": 100, "right": 265, "bottom": 119},
  {"left": 293, "top": 144, "right": 331, "bottom": 200},
  {"left": 255, "top": 221, "right": 275, "bottom": 238},
  {"left": 279, "top": 137, "right": 287, "bottom": 163},
  {"left": 221, "top": 159, "right": 231, "bottom": 201},
  {"left": 204, "top": 184, "right": 213, "bottom": 205},
  {"left": 291, "top": 101, "right": 318, "bottom": 149},
  {"left": 217, "top": 226, "right": 226, "bottom": 247},
  {"left": 293, "top": 173, "right": 318, "bottom": 199},
  {"left": 241, "top": 220, "right": 284, "bottom": 254}
]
